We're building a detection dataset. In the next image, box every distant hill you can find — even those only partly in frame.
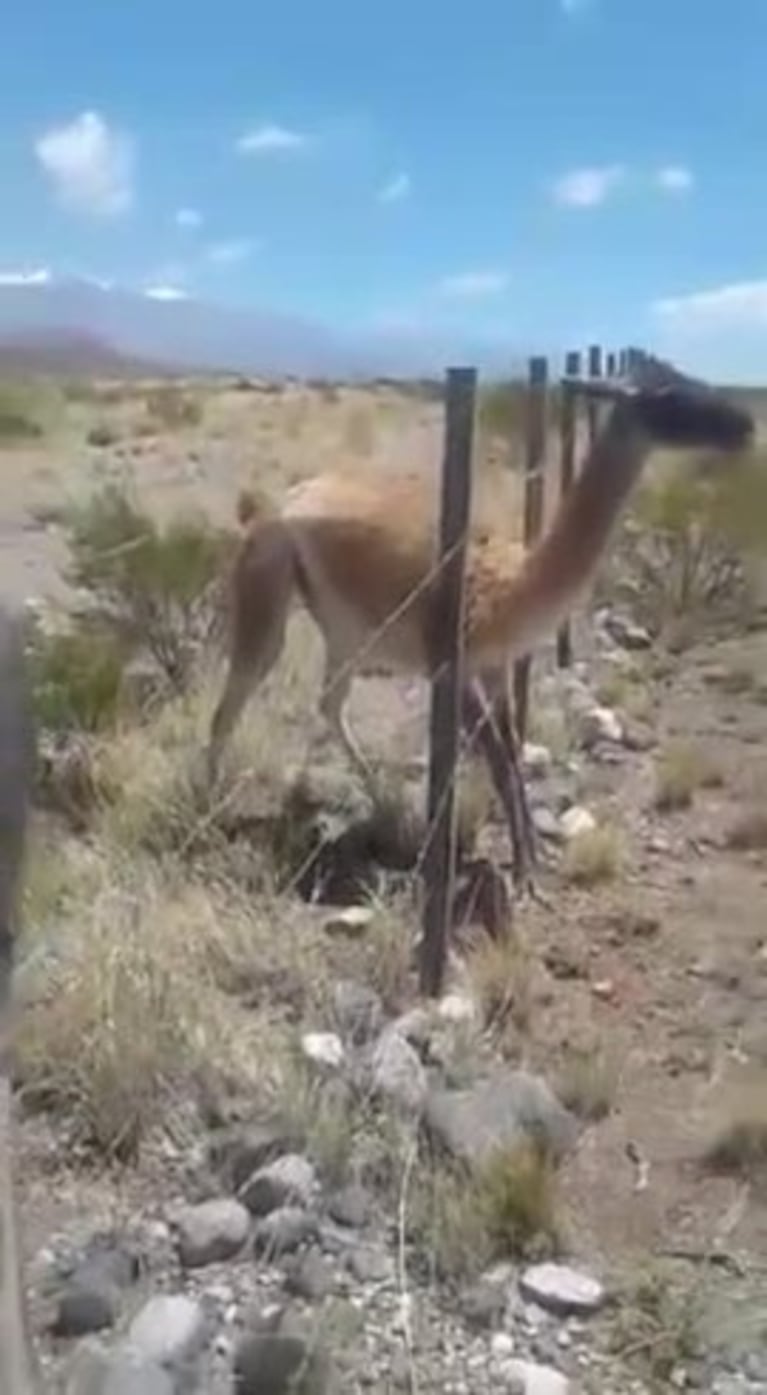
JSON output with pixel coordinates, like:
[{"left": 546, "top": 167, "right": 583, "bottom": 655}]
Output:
[
  {"left": 0, "top": 326, "right": 177, "bottom": 378},
  {"left": 0, "top": 274, "right": 529, "bottom": 381}
]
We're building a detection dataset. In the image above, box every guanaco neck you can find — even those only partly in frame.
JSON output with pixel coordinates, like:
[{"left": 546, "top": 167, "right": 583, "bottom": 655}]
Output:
[{"left": 470, "top": 402, "right": 653, "bottom": 663}]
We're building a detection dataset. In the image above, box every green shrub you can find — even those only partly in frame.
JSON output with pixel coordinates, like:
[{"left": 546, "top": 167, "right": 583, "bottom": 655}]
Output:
[
  {"left": 27, "top": 624, "right": 124, "bottom": 734},
  {"left": 63, "top": 484, "right": 233, "bottom": 687}
]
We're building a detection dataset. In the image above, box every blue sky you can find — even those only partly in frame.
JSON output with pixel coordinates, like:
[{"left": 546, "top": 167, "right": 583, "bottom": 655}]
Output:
[{"left": 1, "top": 0, "right": 766, "bottom": 378}]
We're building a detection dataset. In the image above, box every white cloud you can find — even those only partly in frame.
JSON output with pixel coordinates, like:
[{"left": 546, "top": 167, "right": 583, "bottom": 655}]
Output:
[
  {"left": 377, "top": 172, "right": 411, "bottom": 204},
  {"left": 0, "top": 267, "right": 52, "bottom": 286},
  {"left": 437, "top": 269, "right": 509, "bottom": 299},
  {"left": 205, "top": 238, "right": 257, "bottom": 265},
  {"left": 655, "top": 164, "right": 695, "bottom": 194},
  {"left": 35, "top": 111, "right": 134, "bottom": 216},
  {"left": 652, "top": 279, "right": 767, "bottom": 327},
  {"left": 144, "top": 284, "right": 190, "bottom": 302},
  {"left": 236, "top": 123, "right": 308, "bottom": 155},
  {"left": 175, "top": 207, "right": 203, "bottom": 228},
  {"left": 551, "top": 163, "right": 625, "bottom": 208}
]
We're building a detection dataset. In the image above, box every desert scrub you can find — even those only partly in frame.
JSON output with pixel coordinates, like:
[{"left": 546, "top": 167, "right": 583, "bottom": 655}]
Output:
[
  {"left": 142, "top": 383, "right": 203, "bottom": 431},
  {"left": 16, "top": 838, "right": 313, "bottom": 1156},
  {"left": 412, "top": 1141, "right": 559, "bottom": 1282},
  {"left": 26, "top": 619, "right": 125, "bottom": 735},
  {"left": 562, "top": 825, "right": 623, "bottom": 886},
  {"left": 555, "top": 1041, "right": 618, "bottom": 1122},
  {"left": 0, "top": 378, "right": 61, "bottom": 443},
  {"left": 62, "top": 483, "right": 234, "bottom": 687},
  {"left": 654, "top": 740, "right": 723, "bottom": 812}
]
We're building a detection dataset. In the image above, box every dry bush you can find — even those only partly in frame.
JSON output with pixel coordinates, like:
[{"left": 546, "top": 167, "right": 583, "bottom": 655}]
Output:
[
  {"left": 555, "top": 1042, "right": 618, "bottom": 1122},
  {"left": 608, "top": 1266, "right": 704, "bottom": 1387},
  {"left": 725, "top": 807, "right": 767, "bottom": 851},
  {"left": 26, "top": 620, "right": 125, "bottom": 735},
  {"left": 412, "top": 1141, "right": 559, "bottom": 1282},
  {"left": 562, "top": 826, "right": 623, "bottom": 886},
  {"left": 62, "top": 483, "right": 234, "bottom": 688},
  {"left": 465, "top": 933, "right": 534, "bottom": 1041},
  {"left": 0, "top": 379, "right": 60, "bottom": 443},
  {"left": 606, "top": 450, "right": 767, "bottom": 641},
  {"left": 342, "top": 402, "right": 375, "bottom": 457},
  {"left": 654, "top": 741, "right": 723, "bottom": 812},
  {"left": 702, "top": 1077, "right": 767, "bottom": 1177},
  {"left": 143, "top": 384, "right": 203, "bottom": 431}
]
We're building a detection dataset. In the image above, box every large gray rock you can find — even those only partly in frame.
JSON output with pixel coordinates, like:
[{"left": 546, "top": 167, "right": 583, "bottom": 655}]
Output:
[
  {"left": 64, "top": 1342, "right": 174, "bottom": 1395},
  {"left": 175, "top": 1197, "right": 250, "bottom": 1267},
  {"left": 253, "top": 1207, "right": 318, "bottom": 1258},
  {"left": 370, "top": 1026, "right": 428, "bottom": 1114},
  {"left": 424, "top": 1070, "right": 578, "bottom": 1170},
  {"left": 240, "top": 1154, "right": 318, "bottom": 1216},
  {"left": 506, "top": 1360, "right": 570, "bottom": 1395},
  {"left": 332, "top": 979, "right": 383, "bottom": 1044},
  {"left": 125, "top": 1293, "right": 207, "bottom": 1367},
  {"left": 233, "top": 1332, "right": 332, "bottom": 1395}
]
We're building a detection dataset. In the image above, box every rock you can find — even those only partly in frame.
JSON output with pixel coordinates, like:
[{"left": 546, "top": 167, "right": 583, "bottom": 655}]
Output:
[
  {"left": 604, "top": 614, "right": 652, "bottom": 651},
  {"left": 283, "top": 1249, "right": 334, "bottom": 1301},
  {"left": 322, "top": 906, "right": 374, "bottom": 938},
  {"left": 491, "top": 1331, "right": 515, "bottom": 1358},
  {"left": 233, "top": 1332, "right": 331, "bottom": 1395},
  {"left": 240, "top": 1154, "right": 318, "bottom": 1216},
  {"left": 506, "top": 1360, "right": 570, "bottom": 1395},
  {"left": 175, "top": 1197, "right": 250, "bottom": 1267},
  {"left": 208, "top": 1122, "right": 299, "bottom": 1191},
  {"left": 53, "top": 1286, "right": 117, "bottom": 1336},
  {"left": 370, "top": 1026, "right": 428, "bottom": 1114},
  {"left": 345, "top": 1244, "right": 393, "bottom": 1283},
  {"left": 327, "top": 1183, "right": 371, "bottom": 1229},
  {"left": 532, "top": 806, "right": 562, "bottom": 842},
  {"left": 126, "top": 1294, "right": 207, "bottom": 1367},
  {"left": 459, "top": 1279, "right": 508, "bottom": 1331},
  {"left": 519, "top": 1262, "right": 605, "bottom": 1317},
  {"left": 424, "top": 1070, "right": 578, "bottom": 1170},
  {"left": 579, "top": 705, "right": 624, "bottom": 747},
  {"left": 332, "top": 980, "right": 384, "bottom": 1045},
  {"left": 437, "top": 991, "right": 477, "bottom": 1026},
  {"left": 523, "top": 743, "right": 553, "bottom": 779},
  {"left": 301, "top": 1032, "right": 344, "bottom": 1070},
  {"left": 64, "top": 1342, "right": 174, "bottom": 1395},
  {"left": 253, "top": 1207, "right": 318, "bottom": 1258},
  {"left": 559, "top": 806, "right": 597, "bottom": 842}
]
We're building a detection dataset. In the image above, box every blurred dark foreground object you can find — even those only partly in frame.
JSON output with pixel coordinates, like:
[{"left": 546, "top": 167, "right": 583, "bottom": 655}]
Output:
[{"left": 0, "top": 604, "right": 40, "bottom": 1394}]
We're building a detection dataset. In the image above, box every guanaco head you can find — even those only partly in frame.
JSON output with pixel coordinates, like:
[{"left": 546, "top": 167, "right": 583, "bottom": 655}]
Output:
[{"left": 565, "top": 354, "right": 755, "bottom": 454}]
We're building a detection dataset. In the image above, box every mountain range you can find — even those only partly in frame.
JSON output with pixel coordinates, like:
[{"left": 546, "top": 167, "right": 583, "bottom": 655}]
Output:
[{"left": 0, "top": 274, "right": 530, "bottom": 381}]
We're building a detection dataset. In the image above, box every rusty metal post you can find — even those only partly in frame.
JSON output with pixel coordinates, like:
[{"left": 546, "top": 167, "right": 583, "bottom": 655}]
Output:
[
  {"left": 512, "top": 355, "right": 548, "bottom": 743},
  {"left": 420, "top": 367, "right": 477, "bottom": 997}
]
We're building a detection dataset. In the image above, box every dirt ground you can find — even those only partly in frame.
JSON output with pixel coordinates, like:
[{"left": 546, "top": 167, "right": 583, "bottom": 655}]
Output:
[{"left": 3, "top": 376, "right": 767, "bottom": 1389}]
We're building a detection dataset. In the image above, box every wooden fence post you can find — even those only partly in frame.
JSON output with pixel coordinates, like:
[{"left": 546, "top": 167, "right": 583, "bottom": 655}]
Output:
[
  {"left": 556, "top": 349, "right": 581, "bottom": 669},
  {"left": 420, "top": 366, "right": 477, "bottom": 998},
  {"left": 512, "top": 355, "right": 548, "bottom": 744}
]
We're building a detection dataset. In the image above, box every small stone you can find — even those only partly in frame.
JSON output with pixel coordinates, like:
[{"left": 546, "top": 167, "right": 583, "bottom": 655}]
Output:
[
  {"left": 579, "top": 705, "right": 624, "bottom": 748},
  {"left": 240, "top": 1154, "right": 318, "bottom": 1216},
  {"left": 523, "top": 743, "right": 553, "bottom": 778},
  {"left": 591, "top": 979, "right": 616, "bottom": 1002},
  {"left": 322, "top": 906, "right": 374, "bottom": 938},
  {"left": 283, "top": 1250, "right": 334, "bottom": 1301},
  {"left": 559, "top": 807, "right": 597, "bottom": 842},
  {"left": 53, "top": 1286, "right": 117, "bottom": 1336},
  {"left": 253, "top": 1207, "right": 318, "bottom": 1258},
  {"left": 126, "top": 1294, "right": 207, "bottom": 1367},
  {"left": 327, "top": 1184, "right": 371, "bottom": 1229},
  {"left": 301, "top": 1032, "right": 344, "bottom": 1070},
  {"left": 505, "top": 1360, "right": 570, "bottom": 1395},
  {"left": 346, "top": 1244, "right": 393, "bottom": 1283},
  {"left": 532, "top": 806, "right": 562, "bottom": 842},
  {"left": 332, "top": 980, "right": 383, "bottom": 1044},
  {"left": 208, "top": 1122, "right": 298, "bottom": 1191},
  {"left": 371, "top": 1027, "right": 428, "bottom": 1114},
  {"left": 175, "top": 1197, "right": 250, "bottom": 1267},
  {"left": 519, "top": 1263, "right": 605, "bottom": 1317},
  {"left": 437, "top": 992, "right": 477, "bottom": 1026},
  {"left": 459, "top": 1280, "right": 507, "bottom": 1331},
  {"left": 233, "top": 1332, "right": 331, "bottom": 1395},
  {"left": 491, "top": 1332, "right": 515, "bottom": 1358}
]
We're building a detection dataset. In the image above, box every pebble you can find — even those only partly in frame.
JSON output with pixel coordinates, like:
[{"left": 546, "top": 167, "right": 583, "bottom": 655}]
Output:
[
  {"left": 523, "top": 743, "right": 553, "bottom": 778},
  {"left": 322, "top": 906, "right": 374, "bottom": 938},
  {"left": 506, "top": 1359, "right": 570, "bottom": 1395},
  {"left": 370, "top": 1026, "right": 428, "bottom": 1114},
  {"left": 301, "top": 1032, "right": 345, "bottom": 1069},
  {"left": 327, "top": 1183, "right": 371, "bottom": 1229},
  {"left": 559, "top": 806, "right": 597, "bottom": 841},
  {"left": 240, "top": 1155, "right": 318, "bottom": 1216}
]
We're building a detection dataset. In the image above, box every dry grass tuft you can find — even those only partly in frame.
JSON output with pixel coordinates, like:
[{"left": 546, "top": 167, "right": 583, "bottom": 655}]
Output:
[
  {"left": 654, "top": 741, "right": 724, "bottom": 813},
  {"left": 562, "top": 826, "right": 623, "bottom": 887},
  {"left": 465, "top": 932, "right": 534, "bottom": 1040},
  {"left": 555, "top": 1042, "right": 619, "bottom": 1122},
  {"left": 702, "top": 1078, "right": 767, "bottom": 1177}
]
